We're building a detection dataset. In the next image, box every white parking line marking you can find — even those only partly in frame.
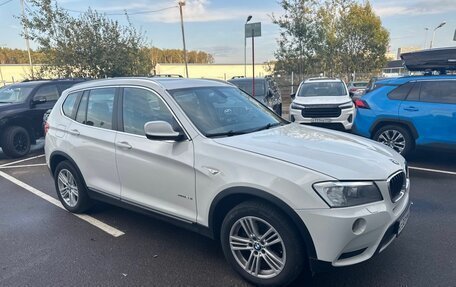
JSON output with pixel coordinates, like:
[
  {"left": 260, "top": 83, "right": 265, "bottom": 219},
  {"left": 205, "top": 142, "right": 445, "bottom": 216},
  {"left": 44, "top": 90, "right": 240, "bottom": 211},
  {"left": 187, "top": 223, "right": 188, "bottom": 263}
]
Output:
[
  {"left": 0, "top": 170, "right": 125, "bottom": 237},
  {"left": 0, "top": 154, "right": 45, "bottom": 167},
  {"left": 0, "top": 163, "right": 48, "bottom": 169},
  {"left": 409, "top": 166, "right": 456, "bottom": 176}
]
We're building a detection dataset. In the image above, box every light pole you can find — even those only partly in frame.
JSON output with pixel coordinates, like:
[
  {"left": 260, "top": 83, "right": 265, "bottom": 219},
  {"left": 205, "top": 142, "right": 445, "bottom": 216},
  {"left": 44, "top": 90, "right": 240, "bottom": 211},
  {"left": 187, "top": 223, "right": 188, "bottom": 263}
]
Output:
[
  {"left": 423, "top": 27, "right": 429, "bottom": 49},
  {"left": 20, "top": 0, "right": 34, "bottom": 79},
  {"left": 430, "top": 21, "right": 446, "bottom": 49},
  {"left": 178, "top": 0, "right": 189, "bottom": 78},
  {"left": 244, "top": 15, "right": 252, "bottom": 77}
]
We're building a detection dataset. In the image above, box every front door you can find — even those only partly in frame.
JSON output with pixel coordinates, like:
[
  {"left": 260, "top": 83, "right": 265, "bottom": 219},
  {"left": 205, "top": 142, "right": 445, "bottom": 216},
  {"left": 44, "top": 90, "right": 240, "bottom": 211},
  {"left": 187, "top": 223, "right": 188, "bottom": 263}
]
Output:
[{"left": 115, "top": 87, "right": 196, "bottom": 222}]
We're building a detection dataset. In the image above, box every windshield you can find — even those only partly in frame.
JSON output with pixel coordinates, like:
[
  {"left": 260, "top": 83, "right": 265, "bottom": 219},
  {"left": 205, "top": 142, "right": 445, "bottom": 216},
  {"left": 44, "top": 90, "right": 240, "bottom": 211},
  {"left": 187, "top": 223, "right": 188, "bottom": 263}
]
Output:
[
  {"left": 168, "top": 86, "right": 285, "bottom": 138},
  {"left": 298, "top": 82, "right": 347, "bottom": 97},
  {"left": 0, "top": 85, "right": 34, "bottom": 103},
  {"left": 229, "top": 80, "right": 266, "bottom": 97}
]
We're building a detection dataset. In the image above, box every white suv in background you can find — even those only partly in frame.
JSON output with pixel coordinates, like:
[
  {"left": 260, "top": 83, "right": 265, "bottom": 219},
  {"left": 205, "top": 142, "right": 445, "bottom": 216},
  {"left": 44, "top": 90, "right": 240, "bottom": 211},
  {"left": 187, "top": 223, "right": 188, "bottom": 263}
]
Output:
[
  {"left": 289, "top": 78, "right": 356, "bottom": 131},
  {"left": 45, "top": 78, "right": 410, "bottom": 286}
]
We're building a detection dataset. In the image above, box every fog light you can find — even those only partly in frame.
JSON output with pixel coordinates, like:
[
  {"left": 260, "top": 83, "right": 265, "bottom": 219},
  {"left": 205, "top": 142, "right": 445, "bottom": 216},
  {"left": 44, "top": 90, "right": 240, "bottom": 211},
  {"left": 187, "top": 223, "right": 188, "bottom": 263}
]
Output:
[
  {"left": 352, "top": 218, "right": 366, "bottom": 235},
  {"left": 290, "top": 115, "right": 295, "bottom": 122},
  {"left": 348, "top": 114, "right": 353, "bottom": 123}
]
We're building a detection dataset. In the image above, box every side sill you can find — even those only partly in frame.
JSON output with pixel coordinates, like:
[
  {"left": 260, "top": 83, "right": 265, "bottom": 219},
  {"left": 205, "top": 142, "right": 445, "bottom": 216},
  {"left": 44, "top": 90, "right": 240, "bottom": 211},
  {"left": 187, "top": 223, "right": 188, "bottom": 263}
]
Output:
[{"left": 86, "top": 188, "right": 213, "bottom": 239}]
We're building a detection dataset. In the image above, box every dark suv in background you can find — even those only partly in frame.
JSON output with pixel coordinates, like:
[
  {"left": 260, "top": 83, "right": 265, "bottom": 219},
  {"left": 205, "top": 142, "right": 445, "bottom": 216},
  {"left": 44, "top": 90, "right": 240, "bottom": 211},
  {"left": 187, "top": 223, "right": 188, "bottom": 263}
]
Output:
[
  {"left": 228, "top": 76, "right": 282, "bottom": 115},
  {"left": 0, "top": 79, "right": 85, "bottom": 158}
]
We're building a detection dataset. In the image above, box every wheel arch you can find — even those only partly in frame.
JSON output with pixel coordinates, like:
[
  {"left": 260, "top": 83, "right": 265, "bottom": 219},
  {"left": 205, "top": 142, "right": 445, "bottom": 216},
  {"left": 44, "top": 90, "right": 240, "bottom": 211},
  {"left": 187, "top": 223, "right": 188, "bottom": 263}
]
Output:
[
  {"left": 208, "top": 186, "right": 317, "bottom": 260},
  {"left": 370, "top": 118, "right": 418, "bottom": 140},
  {"left": 49, "top": 151, "right": 88, "bottom": 188},
  {"left": 1, "top": 117, "right": 37, "bottom": 144}
]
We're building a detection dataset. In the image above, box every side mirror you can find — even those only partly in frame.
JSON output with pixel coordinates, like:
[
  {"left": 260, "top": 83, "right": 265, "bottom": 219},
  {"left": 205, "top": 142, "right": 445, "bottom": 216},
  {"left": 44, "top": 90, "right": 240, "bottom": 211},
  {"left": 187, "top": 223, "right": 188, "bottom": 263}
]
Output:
[
  {"left": 290, "top": 93, "right": 296, "bottom": 100},
  {"left": 32, "top": 95, "right": 47, "bottom": 105},
  {"left": 144, "top": 121, "right": 186, "bottom": 141}
]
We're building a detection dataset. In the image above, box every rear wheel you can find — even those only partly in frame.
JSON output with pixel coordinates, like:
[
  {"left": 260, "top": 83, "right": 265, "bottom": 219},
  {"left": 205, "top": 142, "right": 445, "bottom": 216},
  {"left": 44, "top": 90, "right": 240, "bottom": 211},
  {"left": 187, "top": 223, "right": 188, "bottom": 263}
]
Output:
[
  {"left": 54, "top": 161, "right": 93, "bottom": 213},
  {"left": 221, "top": 201, "right": 306, "bottom": 286},
  {"left": 373, "top": 124, "right": 413, "bottom": 156},
  {"left": 1, "top": 126, "right": 31, "bottom": 158}
]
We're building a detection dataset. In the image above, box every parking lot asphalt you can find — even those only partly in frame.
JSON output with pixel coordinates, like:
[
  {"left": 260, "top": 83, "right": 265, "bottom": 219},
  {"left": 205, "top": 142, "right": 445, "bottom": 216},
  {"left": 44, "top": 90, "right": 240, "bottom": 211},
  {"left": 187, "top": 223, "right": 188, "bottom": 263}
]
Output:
[{"left": 1, "top": 141, "right": 455, "bottom": 286}]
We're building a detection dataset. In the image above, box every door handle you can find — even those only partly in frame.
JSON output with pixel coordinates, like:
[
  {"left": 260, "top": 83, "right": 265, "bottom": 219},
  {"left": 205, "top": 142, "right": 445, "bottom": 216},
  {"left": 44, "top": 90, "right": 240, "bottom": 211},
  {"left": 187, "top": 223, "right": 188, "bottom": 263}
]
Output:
[
  {"left": 403, "top": 106, "right": 418, "bottom": 112},
  {"left": 68, "top": 129, "right": 80, "bottom": 136},
  {"left": 116, "top": 141, "right": 132, "bottom": 150}
]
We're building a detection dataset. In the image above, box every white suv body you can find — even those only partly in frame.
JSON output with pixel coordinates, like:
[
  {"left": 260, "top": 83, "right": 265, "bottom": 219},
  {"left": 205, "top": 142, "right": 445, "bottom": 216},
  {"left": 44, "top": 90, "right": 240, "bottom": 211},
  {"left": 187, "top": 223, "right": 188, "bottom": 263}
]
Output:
[
  {"left": 45, "top": 78, "right": 410, "bottom": 286},
  {"left": 290, "top": 78, "right": 356, "bottom": 130}
]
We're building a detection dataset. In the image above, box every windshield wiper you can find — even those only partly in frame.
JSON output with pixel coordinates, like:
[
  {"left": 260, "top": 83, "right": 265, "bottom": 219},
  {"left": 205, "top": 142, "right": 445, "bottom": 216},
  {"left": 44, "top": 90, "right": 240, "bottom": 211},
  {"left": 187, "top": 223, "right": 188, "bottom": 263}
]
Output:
[
  {"left": 205, "top": 122, "right": 284, "bottom": 138},
  {"left": 249, "top": 122, "right": 283, "bottom": 133},
  {"left": 205, "top": 130, "right": 248, "bottom": 138}
]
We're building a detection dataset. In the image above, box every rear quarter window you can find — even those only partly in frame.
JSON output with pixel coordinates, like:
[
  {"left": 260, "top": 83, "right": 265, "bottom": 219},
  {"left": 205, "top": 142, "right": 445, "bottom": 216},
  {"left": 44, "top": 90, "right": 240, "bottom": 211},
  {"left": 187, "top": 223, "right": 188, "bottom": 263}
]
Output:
[
  {"left": 387, "top": 82, "right": 413, "bottom": 100},
  {"left": 62, "top": 92, "right": 82, "bottom": 119}
]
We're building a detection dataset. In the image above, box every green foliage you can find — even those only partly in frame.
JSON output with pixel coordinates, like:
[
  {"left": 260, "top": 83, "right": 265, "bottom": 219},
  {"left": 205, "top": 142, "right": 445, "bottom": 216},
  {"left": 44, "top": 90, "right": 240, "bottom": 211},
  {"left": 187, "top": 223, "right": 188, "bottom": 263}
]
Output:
[
  {"left": 148, "top": 47, "right": 214, "bottom": 66},
  {"left": 0, "top": 48, "right": 45, "bottom": 64},
  {"left": 272, "top": 0, "right": 389, "bottom": 79},
  {"left": 22, "top": 0, "right": 152, "bottom": 78}
]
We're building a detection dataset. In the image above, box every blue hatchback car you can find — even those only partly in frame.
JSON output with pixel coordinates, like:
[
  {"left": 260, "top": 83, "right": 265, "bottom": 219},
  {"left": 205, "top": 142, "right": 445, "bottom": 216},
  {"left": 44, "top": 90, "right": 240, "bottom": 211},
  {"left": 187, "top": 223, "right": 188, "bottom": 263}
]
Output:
[{"left": 353, "top": 75, "right": 456, "bottom": 156}]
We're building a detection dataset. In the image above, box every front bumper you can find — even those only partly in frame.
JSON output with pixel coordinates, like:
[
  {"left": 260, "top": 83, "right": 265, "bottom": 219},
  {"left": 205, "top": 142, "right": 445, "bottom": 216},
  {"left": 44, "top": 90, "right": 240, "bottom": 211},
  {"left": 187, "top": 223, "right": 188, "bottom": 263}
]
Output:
[
  {"left": 297, "top": 180, "right": 410, "bottom": 267},
  {"left": 289, "top": 106, "right": 356, "bottom": 131}
]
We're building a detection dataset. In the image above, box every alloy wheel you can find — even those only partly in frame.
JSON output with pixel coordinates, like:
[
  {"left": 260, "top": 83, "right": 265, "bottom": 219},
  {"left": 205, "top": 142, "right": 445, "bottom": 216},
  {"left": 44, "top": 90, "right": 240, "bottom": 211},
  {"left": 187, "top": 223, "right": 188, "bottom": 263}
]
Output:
[
  {"left": 378, "top": 129, "right": 406, "bottom": 153},
  {"left": 229, "top": 216, "right": 286, "bottom": 279},
  {"left": 57, "top": 169, "right": 79, "bottom": 207}
]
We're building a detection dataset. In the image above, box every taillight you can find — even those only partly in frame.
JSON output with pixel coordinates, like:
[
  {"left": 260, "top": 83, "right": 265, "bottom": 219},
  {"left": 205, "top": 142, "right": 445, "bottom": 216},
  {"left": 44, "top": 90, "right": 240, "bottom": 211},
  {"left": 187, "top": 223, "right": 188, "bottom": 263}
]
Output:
[
  {"left": 354, "top": 99, "right": 370, "bottom": 109},
  {"left": 349, "top": 88, "right": 357, "bottom": 92},
  {"left": 44, "top": 122, "right": 50, "bottom": 135}
]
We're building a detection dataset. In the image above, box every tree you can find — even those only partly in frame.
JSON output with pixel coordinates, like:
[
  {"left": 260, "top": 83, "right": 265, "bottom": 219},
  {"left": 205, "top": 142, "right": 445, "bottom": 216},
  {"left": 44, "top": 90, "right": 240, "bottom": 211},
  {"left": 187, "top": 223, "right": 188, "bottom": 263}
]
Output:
[
  {"left": 272, "top": 0, "right": 389, "bottom": 80},
  {"left": 22, "top": 0, "right": 152, "bottom": 78}
]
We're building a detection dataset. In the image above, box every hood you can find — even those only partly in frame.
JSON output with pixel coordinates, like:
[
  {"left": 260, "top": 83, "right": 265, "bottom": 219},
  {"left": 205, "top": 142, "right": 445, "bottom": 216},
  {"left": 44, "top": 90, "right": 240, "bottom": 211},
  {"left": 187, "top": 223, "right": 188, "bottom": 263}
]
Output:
[
  {"left": 293, "top": 95, "right": 351, "bottom": 105},
  {"left": 214, "top": 124, "right": 404, "bottom": 180}
]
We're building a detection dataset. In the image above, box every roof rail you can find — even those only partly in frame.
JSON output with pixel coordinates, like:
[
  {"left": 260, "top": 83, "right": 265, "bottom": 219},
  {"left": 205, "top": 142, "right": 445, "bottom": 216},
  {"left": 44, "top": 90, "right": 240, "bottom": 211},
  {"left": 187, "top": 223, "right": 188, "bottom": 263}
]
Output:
[
  {"left": 21, "top": 78, "right": 91, "bottom": 82},
  {"left": 151, "top": 74, "right": 184, "bottom": 78}
]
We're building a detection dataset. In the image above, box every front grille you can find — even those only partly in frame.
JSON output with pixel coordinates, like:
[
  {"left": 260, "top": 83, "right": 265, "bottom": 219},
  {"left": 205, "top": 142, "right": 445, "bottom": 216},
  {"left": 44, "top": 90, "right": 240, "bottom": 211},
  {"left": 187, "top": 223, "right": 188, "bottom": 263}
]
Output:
[
  {"left": 388, "top": 171, "right": 405, "bottom": 202},
  {"left": 301, "top": 106, "right": 341, "bottom": 118}
]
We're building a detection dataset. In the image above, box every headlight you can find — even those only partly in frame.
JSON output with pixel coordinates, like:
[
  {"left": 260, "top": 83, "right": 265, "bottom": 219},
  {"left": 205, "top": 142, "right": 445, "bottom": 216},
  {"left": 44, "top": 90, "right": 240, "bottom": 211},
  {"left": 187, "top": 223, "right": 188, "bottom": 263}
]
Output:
[
  {"left": 339, "top": 101, "right": 354, "bottom": 109},
  {"left": 291, "top": 103, "right": 305, "bottom": 109},
  {"left": 313, "top": 181, "right": 383, "bottom": 207}
]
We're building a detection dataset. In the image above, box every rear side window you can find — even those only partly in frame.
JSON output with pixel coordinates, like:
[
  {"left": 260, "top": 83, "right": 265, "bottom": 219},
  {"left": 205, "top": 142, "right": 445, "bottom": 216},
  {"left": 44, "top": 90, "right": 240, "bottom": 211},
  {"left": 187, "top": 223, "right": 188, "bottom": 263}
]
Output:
[
  {"left": 35, "top": 84, "right": 59, "bottom": 101},
  {"left": 86, "top": 88, "right": 115, "bottom": 129},
  {"left": 387, "top": 82, "right": 413, "bottom": 100},
  {"left": 420, "top": 81, "right": 456, "bottom": 104},
  {"left": 62, "top": 92, "right": 81, "bottom": 119}
]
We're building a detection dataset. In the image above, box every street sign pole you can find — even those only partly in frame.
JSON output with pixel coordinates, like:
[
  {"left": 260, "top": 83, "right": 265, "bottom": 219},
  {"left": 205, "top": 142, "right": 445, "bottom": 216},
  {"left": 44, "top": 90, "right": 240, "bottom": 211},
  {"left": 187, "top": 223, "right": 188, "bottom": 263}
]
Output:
[
  {"left": 252, "top": 29, "right": 255, "bottom": 97},
  {"left": 245, "top": 22, "right": 261, "bottom": 97}
]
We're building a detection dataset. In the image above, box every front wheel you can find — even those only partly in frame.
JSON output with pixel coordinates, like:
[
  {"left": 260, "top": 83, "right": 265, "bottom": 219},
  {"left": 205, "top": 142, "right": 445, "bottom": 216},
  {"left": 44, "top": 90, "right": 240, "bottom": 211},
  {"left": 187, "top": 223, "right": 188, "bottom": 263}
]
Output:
[
  {"left": 221, "top": 201, "right": 306, "bottom": 286},
  {"left": 373, "top": 125, "right": 414, "bottom": 156}
]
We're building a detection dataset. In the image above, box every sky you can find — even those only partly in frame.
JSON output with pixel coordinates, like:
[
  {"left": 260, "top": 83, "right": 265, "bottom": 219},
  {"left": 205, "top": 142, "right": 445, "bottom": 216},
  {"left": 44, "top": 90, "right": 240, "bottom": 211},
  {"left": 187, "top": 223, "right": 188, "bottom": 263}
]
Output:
[{"left": 0, "top": 0, "right": 455, "bottom": 64}]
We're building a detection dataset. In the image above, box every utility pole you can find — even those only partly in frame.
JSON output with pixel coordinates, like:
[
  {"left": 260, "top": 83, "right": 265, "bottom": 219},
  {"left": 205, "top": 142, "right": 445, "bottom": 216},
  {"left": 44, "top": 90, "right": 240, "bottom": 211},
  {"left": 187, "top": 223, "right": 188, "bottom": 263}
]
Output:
[
  {"left": 178, "top": 1, "right": 189, "bottom": 78},
  {"left": 20, "top": 0, "right": 34, "bottom": 79},
  {"left": 424, "top": 27, "right": 429, "bottom": 49}
]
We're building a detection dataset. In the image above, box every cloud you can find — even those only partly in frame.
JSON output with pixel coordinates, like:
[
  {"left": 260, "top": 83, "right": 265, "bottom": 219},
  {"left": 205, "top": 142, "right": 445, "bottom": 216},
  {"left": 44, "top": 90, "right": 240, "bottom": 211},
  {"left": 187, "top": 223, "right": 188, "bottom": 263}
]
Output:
[
  {"left": 373, "top": 0, "right": 456, "bottom": 17},
  {"left": 141, "top": 0, "right": 274, "bottom": 23}
]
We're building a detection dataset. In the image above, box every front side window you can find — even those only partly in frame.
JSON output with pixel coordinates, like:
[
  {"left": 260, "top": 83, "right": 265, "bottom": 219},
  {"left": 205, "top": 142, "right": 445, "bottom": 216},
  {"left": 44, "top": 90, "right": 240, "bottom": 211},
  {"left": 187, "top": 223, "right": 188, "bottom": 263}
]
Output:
[
  {"left": 168, "top": 86, "right": 285, "bottom": 137},
  {"left": 420, "top": 81, "right": 456, "bottom": 104},
  {"left": 35, "top": 85, "right": 59, "bottom": 101},
  {"left": 298, "top": 82, "right": 347, "bottom": 97},
  {"left": 122, "top": 88, "right": 177, "bottom": 136},
  {"left": 0, "top": 85, "right": 34, "bottom": 103}
]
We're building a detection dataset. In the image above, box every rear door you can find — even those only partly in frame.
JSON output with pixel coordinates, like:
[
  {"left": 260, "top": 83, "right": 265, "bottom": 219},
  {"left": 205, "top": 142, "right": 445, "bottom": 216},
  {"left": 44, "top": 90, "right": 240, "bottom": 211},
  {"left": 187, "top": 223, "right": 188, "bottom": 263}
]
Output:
[
  {"left": 65, "top": 87, "right": 121, "bottom": 197},
  {"left": 31, "top": 84, "right": 60, "bottom": 137},
  {"left": 400, "top": 80, "right": 456, "bottom": 145}
]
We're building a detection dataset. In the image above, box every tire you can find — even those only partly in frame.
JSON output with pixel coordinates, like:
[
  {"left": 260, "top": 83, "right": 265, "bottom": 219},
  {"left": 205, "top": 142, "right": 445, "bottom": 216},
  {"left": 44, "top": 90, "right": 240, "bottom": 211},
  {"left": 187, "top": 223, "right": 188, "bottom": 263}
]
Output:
[
  {"left": 54, "top": 161, "right": 93, "bottom": 213},
  {"left": 220, "top": 201, "right": 306, "bottom": 286},
  {"left": 1, "top": 126, "right": 31, "bottom": 158},
  {"left": 373, "top": 124, "right": 414, "bottom": 157}
]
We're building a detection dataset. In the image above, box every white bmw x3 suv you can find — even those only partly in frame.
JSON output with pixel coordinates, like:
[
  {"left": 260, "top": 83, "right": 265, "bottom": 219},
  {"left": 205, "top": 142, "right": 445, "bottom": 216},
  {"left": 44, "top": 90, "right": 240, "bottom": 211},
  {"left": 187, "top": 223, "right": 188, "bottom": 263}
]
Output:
[
  {"left": 45, "top": 78, "right": 410, "bottom": 286},
  {"left": 289, "top": 78, "right": 356, "bottom": 131}
]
